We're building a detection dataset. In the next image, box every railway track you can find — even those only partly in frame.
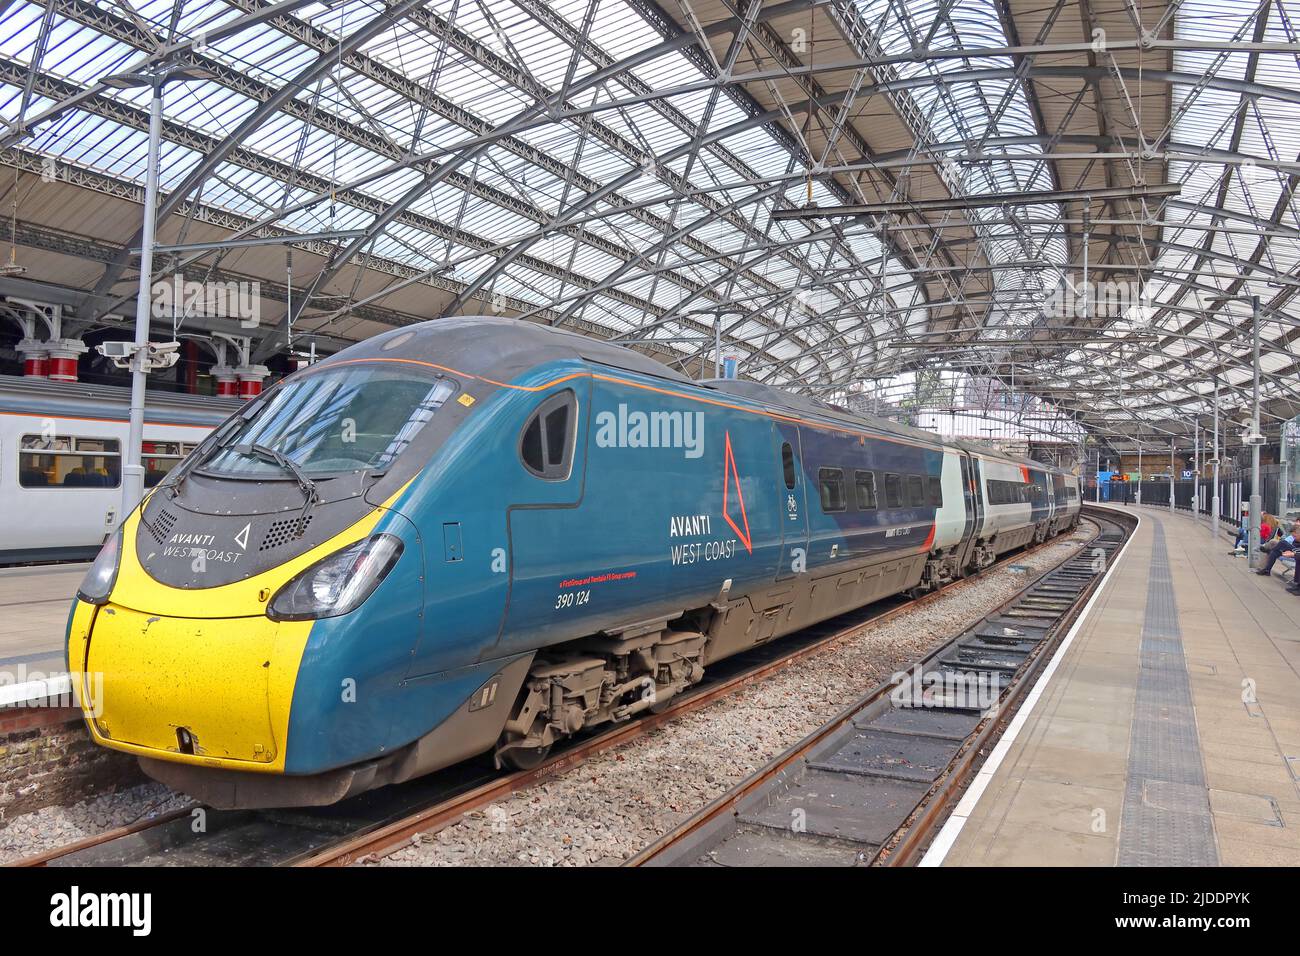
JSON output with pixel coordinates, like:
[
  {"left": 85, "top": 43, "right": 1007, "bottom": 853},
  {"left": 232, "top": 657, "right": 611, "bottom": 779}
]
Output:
[
  {"left": 10, "top": 511, "right": 1108, "bottom": 868},
  {"left": 626, "top": 506, "right": 1134, "bottom": 867}
]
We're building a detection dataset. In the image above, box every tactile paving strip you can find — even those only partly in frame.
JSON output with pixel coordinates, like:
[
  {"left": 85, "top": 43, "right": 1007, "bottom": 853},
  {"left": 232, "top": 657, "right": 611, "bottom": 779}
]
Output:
[{"left": 1116, "top": 522, "right": 1219, "bottom": 866}]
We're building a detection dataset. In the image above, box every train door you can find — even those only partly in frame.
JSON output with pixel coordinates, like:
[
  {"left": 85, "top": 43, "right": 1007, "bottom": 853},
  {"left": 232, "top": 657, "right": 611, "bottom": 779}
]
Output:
[
  {"left": 775, "top": 430, "right": 809, "bottom": 581},
  {"left": 955, "top": 453, "right": 982, "bottom": 572},
  {"left": 1029, "top": 467, "right": 1050, "bottom": 527},
  {"left": 498, "top": 381, "right": 592, "bottom": 651}
]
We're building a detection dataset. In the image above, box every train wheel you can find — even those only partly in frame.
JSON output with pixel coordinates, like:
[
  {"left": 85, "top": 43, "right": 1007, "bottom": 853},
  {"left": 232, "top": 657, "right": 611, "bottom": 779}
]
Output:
[{"left": 501, "top": 743, "right": 552, "bottom": 771}]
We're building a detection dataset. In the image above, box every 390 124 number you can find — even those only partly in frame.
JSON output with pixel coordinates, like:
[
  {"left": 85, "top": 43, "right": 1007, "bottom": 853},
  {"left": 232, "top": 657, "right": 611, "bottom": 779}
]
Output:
[{"left": 554, "top": 589, "right": 591, "bottom": 610}]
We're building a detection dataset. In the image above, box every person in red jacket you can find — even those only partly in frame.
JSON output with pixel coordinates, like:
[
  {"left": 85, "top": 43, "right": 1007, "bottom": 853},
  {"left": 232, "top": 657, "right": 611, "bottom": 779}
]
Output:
[{"left": 1233, "top": 510, "right": 1275, "bottom": 554}]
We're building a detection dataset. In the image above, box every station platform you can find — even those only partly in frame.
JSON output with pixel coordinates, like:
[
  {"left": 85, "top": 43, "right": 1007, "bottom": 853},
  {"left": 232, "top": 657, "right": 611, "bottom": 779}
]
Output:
[
  {"left": 927, "top": 504, "right": 1300, "bottom": 866},
  {"left": 0, "top": 563, "right": 83, "bottom": 681}
]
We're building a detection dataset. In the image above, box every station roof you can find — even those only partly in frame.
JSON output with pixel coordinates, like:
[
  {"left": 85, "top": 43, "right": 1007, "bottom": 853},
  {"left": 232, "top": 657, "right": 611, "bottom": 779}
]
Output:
[{"left": 3, "top": 0, "right": 1299, "bottom": 455}]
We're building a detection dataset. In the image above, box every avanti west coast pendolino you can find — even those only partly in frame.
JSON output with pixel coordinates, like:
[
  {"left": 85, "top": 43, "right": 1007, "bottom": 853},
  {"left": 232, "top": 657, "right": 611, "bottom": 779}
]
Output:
[{"left": 66, "top": 317, "right": 1081, "bottom": 810}]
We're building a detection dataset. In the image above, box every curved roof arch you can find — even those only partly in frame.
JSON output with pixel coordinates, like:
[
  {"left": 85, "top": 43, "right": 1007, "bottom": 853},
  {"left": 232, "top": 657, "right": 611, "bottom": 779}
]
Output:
[{"left": 1, "top": 0, "right": 1298, "bottom": 456}]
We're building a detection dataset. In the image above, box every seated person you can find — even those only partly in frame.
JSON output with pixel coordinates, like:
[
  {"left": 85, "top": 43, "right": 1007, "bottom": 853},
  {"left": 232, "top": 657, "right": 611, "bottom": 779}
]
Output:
[
  {"left": 1255, "top": 520, "right": 1300, "bottom": 576},
  {"left": 1232, "top": 507, "right": 1251, "bottom": 552},
  {"left": 1286, "top": 553, "right": 1300, "bottom": 596},
  {"left": 1232, "top": 510, "right": 1274, "bottom": 554}
]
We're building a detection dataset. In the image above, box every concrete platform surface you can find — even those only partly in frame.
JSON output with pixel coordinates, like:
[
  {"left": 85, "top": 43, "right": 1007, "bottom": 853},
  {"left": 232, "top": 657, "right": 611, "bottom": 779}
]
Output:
[
  {"left": 0, "top": 563, "right": 85, "bottom": 679},
  {"left": 934, "top": 504, "right": 1300, "bottom": 867}
]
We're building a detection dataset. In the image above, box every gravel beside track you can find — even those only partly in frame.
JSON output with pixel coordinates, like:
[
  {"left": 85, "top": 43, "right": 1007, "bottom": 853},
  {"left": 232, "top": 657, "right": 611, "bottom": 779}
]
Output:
[
  {"left": 0, "top": 782, "right": 191, "bottom": 863},
  {"left": 370, "top": 523, "right": 1095, "bottom": 867}
]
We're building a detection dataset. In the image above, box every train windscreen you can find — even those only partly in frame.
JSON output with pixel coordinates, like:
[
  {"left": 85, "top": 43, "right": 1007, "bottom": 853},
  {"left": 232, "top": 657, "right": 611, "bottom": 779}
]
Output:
[{"left": 202, "top": 364, "right": 457, "bottom": 478}]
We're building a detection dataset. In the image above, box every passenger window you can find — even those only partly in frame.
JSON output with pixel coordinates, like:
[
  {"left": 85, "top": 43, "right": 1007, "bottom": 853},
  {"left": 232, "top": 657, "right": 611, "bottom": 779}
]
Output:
[
  {"left": 520, "top": 390, "right": 577, "bottom": 479},
  {"left": 818, "top": 468, "right": 846, "bottom": 512},
  {"left": 926, "top": 476, "right": 942, "bottom": 507},
  {"left": 854, "top": 470, "right": 876, "bottom": 510},
  {"left": 781, "top": 442, "right": 796, "bottom": 490},
  {"left": 141, "top": 440, "right": 196, "bottom": 487},
  {"left": 906, "top": 475, "right": 925, "bottom": 507},
  {"left": 884, "top": 473, "right": 902, "bottom": 509},
  {"left": 19, "top": 435, "right": 121, "bottom": 488}
]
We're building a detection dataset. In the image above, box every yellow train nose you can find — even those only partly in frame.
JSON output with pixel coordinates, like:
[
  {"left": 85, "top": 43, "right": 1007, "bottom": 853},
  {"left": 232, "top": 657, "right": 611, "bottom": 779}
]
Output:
[{"left": 80, "top": 604, "right": 313, "bottom": 770}]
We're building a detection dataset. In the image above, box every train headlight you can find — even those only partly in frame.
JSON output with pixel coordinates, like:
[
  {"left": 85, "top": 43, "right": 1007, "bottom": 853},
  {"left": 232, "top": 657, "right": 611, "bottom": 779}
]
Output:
[
  {"left": 267, "top": 534, "right": 404, "bottom": 622},
  {"left": 77, "top": 531, "right": 122, "bottom": 605}
]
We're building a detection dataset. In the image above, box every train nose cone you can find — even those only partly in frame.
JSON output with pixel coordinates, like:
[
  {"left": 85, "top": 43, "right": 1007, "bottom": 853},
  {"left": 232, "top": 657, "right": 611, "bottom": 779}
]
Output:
[{"left": 80, "top": 604, "right": 313, "bottom": 769}]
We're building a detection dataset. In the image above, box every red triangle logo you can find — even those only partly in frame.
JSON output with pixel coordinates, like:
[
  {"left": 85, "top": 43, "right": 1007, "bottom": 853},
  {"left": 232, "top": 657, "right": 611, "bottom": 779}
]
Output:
[{"left": 722, "top": 431, "right": 752, "bottom": 555}]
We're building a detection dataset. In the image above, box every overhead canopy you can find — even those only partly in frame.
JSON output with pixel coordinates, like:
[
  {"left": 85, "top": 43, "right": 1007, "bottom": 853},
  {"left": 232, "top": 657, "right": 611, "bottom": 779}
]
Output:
[{"left": 3, "top": 0, "right": 1298, "bottom": 455}]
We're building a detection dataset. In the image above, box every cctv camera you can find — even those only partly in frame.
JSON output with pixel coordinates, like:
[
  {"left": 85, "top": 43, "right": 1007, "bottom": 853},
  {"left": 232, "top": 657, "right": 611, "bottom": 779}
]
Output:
[{"left": 96, "top": 341, "right": 135, "bottom": 359}]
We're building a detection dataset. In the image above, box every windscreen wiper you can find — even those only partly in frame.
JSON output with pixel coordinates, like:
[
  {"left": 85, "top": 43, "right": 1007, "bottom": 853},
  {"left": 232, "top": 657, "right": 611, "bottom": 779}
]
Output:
[
  {"left": 167, "top": 414, "right": 248, "bottom": 501},
  {"left": 233, "top": 443, "right": 319, "bottom": 537}
]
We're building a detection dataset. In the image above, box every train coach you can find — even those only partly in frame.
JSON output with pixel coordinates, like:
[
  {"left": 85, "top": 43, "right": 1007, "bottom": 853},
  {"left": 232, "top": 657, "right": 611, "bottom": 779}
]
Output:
[
  {"left": 0, "top": 377, "right": 236, "bottom": 563},
  {"left": 65, "top": 317, "right": 1080, "bottom": 809}
]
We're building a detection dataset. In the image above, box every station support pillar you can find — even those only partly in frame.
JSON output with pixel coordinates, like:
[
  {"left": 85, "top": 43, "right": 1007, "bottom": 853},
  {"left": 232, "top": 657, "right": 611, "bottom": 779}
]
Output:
[
  {"left": 211, "top": 365, "right": 239, "bottom": 397},
  {"left": 236, "top": 365, "right": 269, "bottom": 400},
  {"left": 15, "top": 338, "right": 48, "bottom": 378},
  {"left": 45, "top": 339, "right": 88, "bottom": 382}
]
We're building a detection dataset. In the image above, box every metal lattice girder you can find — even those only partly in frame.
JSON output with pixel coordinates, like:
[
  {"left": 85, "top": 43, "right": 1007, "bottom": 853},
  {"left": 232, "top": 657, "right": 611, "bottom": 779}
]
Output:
[
  {"left": 1, "top": 60, "right": 689, "bottom": 313},
  {"left": 3, "top": 0, "right": 1300, "bottom": 453}
]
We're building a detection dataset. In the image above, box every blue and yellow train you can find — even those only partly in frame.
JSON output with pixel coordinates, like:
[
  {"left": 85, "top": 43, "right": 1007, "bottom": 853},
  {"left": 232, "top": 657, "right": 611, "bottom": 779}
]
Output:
[{"left": 67, "top": 318, "right": 1081, "bottom": 808}]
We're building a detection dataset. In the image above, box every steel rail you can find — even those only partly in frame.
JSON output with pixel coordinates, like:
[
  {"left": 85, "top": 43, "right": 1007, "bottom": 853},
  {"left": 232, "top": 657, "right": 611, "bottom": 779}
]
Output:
[{"left": 8, "top": 805, "right": 196, "bottom": 868}]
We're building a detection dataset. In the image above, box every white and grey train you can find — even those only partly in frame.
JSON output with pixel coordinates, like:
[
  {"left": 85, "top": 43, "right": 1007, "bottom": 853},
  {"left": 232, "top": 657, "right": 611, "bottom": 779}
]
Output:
[{"left": 0, "top": 377, "right": 237, "bottom": 563}]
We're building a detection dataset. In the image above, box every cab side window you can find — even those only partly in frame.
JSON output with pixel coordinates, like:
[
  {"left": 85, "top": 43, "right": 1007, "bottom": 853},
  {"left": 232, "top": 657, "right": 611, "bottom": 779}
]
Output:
[{"left": 520, "top": 390, "right": 577, "bottom": 479}]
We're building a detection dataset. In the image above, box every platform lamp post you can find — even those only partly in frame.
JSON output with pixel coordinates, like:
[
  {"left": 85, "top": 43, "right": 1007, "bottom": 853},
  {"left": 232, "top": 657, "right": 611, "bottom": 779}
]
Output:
[
  {"left": 1094, "top": 445, "right": 1101, "bottom": 504},
  {"left": 682, "top": 304, "right": 744, "bottom": 379},
  {"left": 101, "top": 64, "right": 211, "bottom": 524},
  {"left": 1206, "top": 295, "right": 1266, "bottom": 562},
  {"left": 1136, "top": 442, "right": 1142, "bottom": 505},
  {"left": 1249, "top": 295, "right": 1263, "bottom": 567},
  {"left": 1169, "top": 443, "right": 1175, "bottom": 514},
  {"left": 1212, "top": 380, "right": 1221, "bottom": 537},
  {"left": 1194, "top": 421, "right": 1200, "bottom": 526}
]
